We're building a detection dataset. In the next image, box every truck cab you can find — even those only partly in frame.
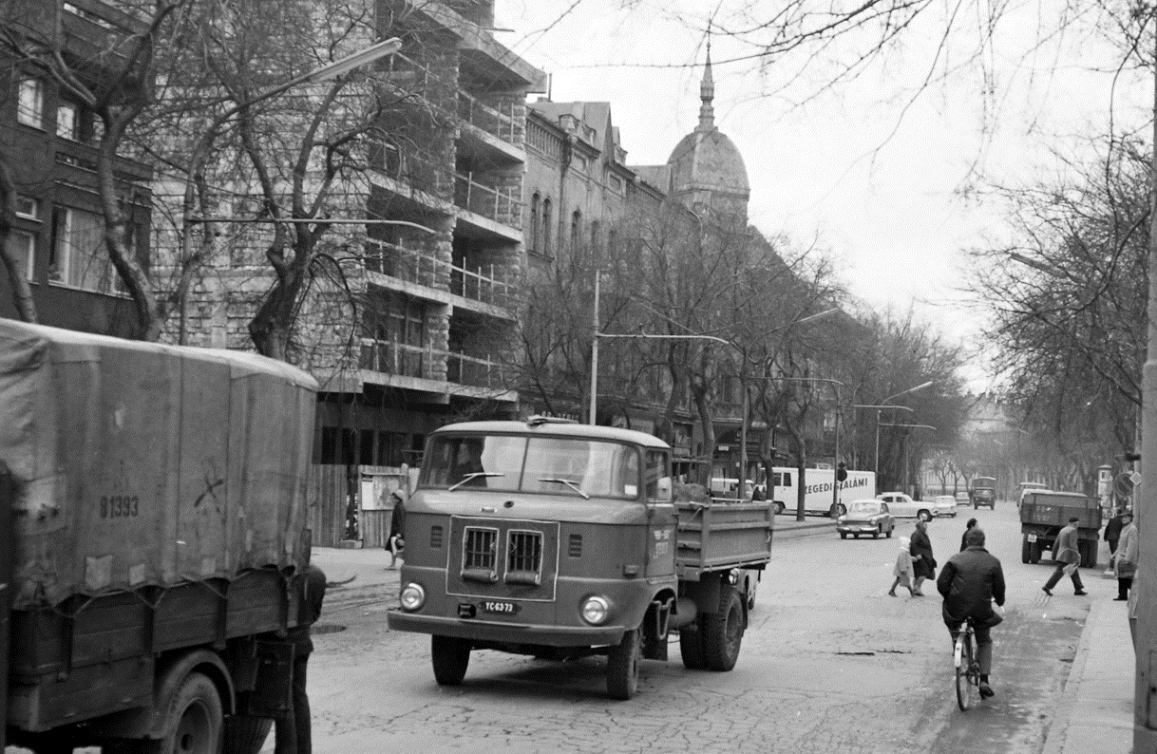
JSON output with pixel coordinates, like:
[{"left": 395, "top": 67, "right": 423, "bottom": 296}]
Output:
[{"left": 388, "top": 417, "right": 771, "bottom": 699}]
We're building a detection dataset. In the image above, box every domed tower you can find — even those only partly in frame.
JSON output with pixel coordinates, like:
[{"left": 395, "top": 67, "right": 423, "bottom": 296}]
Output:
[{"left": 666, "top": 43, "right": 751, "bottom": 222}]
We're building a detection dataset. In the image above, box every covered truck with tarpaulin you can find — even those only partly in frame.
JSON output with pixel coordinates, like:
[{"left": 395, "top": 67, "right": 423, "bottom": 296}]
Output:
[{"left": 0, "top": 321, "right": 317, "bottom": 754}]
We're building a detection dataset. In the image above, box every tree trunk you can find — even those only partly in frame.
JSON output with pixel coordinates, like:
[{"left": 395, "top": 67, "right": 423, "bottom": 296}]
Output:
[{"left": 0, "top": 157, "right": 36, "bottom": 322}]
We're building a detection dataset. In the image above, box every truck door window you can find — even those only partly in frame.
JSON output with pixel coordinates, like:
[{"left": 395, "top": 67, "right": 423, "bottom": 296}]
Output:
[{"left": 644, "top": 449, "right": 672, "bottom": 502}]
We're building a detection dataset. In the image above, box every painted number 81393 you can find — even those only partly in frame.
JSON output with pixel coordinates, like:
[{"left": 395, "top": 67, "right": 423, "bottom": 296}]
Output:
[{"left": 100, "top": 495, "right": 139, "bottom": 518}]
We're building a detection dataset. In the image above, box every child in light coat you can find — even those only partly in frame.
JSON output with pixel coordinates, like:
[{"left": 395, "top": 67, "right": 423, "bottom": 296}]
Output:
[{"left": 889, "top": 536, "right": 915, "bottom": 597}]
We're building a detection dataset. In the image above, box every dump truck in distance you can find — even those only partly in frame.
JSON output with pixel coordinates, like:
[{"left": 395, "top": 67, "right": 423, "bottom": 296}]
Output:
[
  {"left": 1020, "top": 490, "right": 1102, "bottom": 567},
  {"left": 1, "top": 321, "right": 317, "bottom": 754},
  {"left": 387, "top": 418, "right": 774, "bottom": 699}
]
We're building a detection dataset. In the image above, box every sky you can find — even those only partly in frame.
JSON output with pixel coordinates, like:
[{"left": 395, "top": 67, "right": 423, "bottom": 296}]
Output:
[{"left": 493, "top": 0, "right": 1152, "bottom": 391}]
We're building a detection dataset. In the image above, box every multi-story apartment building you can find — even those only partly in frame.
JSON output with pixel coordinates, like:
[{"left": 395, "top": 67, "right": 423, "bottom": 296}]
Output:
[{"left": 0, "top": 0, "right": 151, "bottom": 335}]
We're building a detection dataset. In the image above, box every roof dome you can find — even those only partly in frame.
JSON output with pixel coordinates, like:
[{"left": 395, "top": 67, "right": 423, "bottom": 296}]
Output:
[{"left": 666, "top": 46, "right": 750, "bottom": 212}]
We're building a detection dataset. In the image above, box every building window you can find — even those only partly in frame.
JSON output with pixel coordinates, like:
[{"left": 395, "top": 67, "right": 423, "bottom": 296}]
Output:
[
  {"left": 17, "top": 78, "right": 44, "bottom": 128},
  {"left": 609, "top": 174, "right": 624, "bottom": 193},
  {"left": 49, "top": 207, "right": 122, "bottom": 294},
  {"left": 542, "top": 198, "right": 552, "bottom": 256},
  {"left": 56, "top": 101, "right": 79, "bottom": 140},
  {"left": 590, "top": 220, "right": 600, "bottom": 252},
  {"left": 571, "top": 210, "right": 581, "bottom": 250},
  {"left": 15, "top": 196, "right": 39, "bottom": 221},
  {"left": 529, "top": 192, "right": 540, "bottom": 252},
  {"left": 9, "top": 230, "right": 35, "bottom": 281}
]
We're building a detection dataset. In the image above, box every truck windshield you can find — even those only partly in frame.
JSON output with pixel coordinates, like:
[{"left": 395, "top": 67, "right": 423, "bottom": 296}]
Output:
[{"left": 421, "top": 434, "right": 669, "bottom": 501}]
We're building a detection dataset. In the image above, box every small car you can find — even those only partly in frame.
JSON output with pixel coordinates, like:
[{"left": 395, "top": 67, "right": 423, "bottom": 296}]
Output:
[
  {"left": 932, "top": 495, "right": 958, "bottom": 517},
  {"left": 837, "top": 500, "right": 895, "bottom": 539}
]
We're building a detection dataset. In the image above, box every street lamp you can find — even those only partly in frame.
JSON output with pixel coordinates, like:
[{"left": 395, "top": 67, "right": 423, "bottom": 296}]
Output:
[{"left": 871, "top": 381, "right": 934, "bottom": 477}]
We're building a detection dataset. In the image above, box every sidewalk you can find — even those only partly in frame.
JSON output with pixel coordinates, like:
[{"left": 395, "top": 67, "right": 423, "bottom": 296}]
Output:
[
  {"left": 314, "top": 514, "right": 836, "bottom": 606},
  {"left": 1042, "top": 592, "right": 1135, "bottom": 754}
]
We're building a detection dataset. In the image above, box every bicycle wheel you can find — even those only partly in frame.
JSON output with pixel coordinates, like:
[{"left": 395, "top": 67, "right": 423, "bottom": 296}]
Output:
[{"left": 955, "top": 631, "right": 975, "bottom": 711}]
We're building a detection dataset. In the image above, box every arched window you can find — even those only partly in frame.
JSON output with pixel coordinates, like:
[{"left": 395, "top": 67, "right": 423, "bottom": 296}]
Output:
[
  {"left": 590, "top": 220, "right": 600, "bottom": 252},
  {"left": 542, "top": 198, "right": 552, "bottom": 255},
  {"left": 571, "top": 210, "right": 582, "bottom": 250},
  {"left": 529, "top": 193, "right": 541, "bottom": 252}
]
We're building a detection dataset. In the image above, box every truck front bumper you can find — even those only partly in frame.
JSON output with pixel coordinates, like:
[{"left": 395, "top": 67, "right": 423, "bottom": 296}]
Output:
[{"left": 387, "top": 611, "right": 627, "bottom": 647}]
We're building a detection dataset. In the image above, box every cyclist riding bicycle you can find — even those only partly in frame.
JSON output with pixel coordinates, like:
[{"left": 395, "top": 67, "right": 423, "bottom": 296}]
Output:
[{"left": 936, "top": 527, "right": 1006, "bottom": 699}]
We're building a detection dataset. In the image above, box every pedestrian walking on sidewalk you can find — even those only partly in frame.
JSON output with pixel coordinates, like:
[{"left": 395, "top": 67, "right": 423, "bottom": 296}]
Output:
[
  {"left": 1043, "top": 516, "right": 1087, "bottom": 596},
  {"left": 1115, "top": 510, "right": 1137, "bottom": 601},
  {"left": 960, "top": 518, "right": 978, "bottom": 552},
  {"left": 910, "top": 520, "right": 936, "bottom": 596},
  {"left": 386, "top": 489, "right": 406, "bottom": 569},
  {"left": 1105, "top": 507, "right": 1126, "bottom": 567},
  {"left": 276, "top": 561, "right": 327, "bottom": 754},
  {"left": 889, "top": 536, "right": 915, "bottom": 597}
]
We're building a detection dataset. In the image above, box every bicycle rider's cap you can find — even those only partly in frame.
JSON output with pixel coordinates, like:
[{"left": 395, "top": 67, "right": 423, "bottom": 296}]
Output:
[{"left": 1068, "top": 516, "right": 1080, "bottom": 523}]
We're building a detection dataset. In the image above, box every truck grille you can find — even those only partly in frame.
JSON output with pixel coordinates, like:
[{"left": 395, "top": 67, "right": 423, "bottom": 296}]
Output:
[
  {"left": 506, "top": 530, "right": 543, "bottom": 585},
  {"left": 461, "top": 527, "right": 498, "bottom": 583}
]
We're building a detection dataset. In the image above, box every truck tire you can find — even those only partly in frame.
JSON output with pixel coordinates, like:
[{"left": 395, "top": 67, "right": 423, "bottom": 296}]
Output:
[
  {"left": 1079, "top": 540, "right": 1097, "bottom": 569},
  {"left": 606, "top": 626, "right": 641, "bottom": 700},
  {"left": 773, "top": 501, "right": 785, "bottom": 515},
  {"left": 431, "top": 635, "right": 471, "bottom": 685},
  {"left": 223, "top": 716, "right": 273, "bottom": 754},
  {"left": 142, "top": 671, "right": 223, "bottom": 754},
  {"left": 917, "top": 510, "right": 932, "bottom": 522},
  {"left": 704, "top": 584, "right": 744, "bottom": 672},
  {"left": 1021, "top": 536, "right": 1031, "bottom": 564},
  {"left": 679, "top": 619, "right": 708, "bottom": 670},
  {"left": 1029, "top": 540, "right": 1042, "bottom": 564}
]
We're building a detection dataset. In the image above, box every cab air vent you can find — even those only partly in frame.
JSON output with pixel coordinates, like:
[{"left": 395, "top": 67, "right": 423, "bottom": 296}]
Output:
[{"left": 568, "top": 534, "right": 582, "bottom": 558}]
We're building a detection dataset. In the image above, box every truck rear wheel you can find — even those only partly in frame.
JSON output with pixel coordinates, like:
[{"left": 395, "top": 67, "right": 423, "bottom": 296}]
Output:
[
  {"left": 704, "top": 585, "right": 743, "bottom": 672},
  {"left": 144, "top": 671, "right": 223, "bottom": 754},
  {"left": 1021, "top": 536, "right": 1031, "bottom": 564},
  {"left": 679, "top": 618, "right": 708, "bottom": 669},
  {"left": 431, "top": 635, "right": 471, "bottom": 685},
  {"left": 1029, "top": 540, "right": 1042, "bottom": 564},
  {"left": 606, "top": 627, "right": 641, "bottom": 700},
  {"left": 1079, "top": 540, "right": 1097, "bottom": 569}
]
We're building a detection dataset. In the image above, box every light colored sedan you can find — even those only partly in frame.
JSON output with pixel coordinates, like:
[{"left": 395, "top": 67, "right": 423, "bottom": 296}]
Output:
[
  {"left": 876, "top": 492, "right": 938, "bottom": 521},
  {"left": 932, "top": 495, "right": 958, "bottom": 517},
  {"left": 837, "top": 500, "right": 896, "bottom": 539}
]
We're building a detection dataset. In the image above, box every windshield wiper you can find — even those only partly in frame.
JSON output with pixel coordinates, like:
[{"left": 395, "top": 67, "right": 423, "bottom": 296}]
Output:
[
  {"left": 448, "top": 471, "right": 505, "bottom": 492},
  {"left": 538, "top": 477, "right": 590, "bottom": 499}
]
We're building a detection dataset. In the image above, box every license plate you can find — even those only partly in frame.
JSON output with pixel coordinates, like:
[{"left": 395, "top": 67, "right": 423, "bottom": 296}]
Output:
[
  {"left": 1028, "top": 534, "right": 1037, "bottom": 542},
  {"left": 480, "top": 600, "right": 520, "bottom": 615}
]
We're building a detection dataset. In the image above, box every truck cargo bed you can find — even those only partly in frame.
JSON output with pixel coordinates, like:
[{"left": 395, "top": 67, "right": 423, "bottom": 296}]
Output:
[{"left": 675, "top": 500, "right": 773, "bottom": 579}]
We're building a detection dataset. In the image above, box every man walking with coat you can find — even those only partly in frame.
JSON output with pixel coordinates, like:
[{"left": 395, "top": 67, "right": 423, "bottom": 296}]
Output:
[{"left": 1042, "top": 516, "right": 1087, "bottom": 597}]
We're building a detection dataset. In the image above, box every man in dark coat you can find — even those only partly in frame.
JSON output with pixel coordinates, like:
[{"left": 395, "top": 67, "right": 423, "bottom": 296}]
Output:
[
  {"left": 386, "top": 489, "right": 406, "bottom": 569},
  {"left": 959, "top": 518, "right": 978, "bottom": 552},
  {"left": 276, "top": 563, "right": 327, "bottom": 754},
  {"left": 1104, "top": 508, "right": 1126, "bottom": 567},
  {"left": 910, "top": 519, "right": 936, "bottom": 596},
  {"left": 1043, "top": 516, "right": 1087, "bottom": 596},
  {"left": 937, "top": 527, "right": 1006, "bottom": 699}
]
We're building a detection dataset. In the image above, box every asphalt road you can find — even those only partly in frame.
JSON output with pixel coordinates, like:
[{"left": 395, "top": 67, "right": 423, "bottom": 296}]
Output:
[{"left": 285, "top": 502, "right": 1092, "bottom": 754}]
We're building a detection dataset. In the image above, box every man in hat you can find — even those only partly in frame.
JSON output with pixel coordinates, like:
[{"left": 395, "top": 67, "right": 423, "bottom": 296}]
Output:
[
  {"left": 1115, "top": 509, "right": 1138, "bottom": 601},
  {"left": 1043, "top": 516, "right": 1087, "bottom": 596}
]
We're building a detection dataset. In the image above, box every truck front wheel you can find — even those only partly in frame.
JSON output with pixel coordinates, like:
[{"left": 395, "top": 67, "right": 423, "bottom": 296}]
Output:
[
  {"left": 606, "top": 627, "right": 641, "bottom": 700},
  {"left": 431, "top": 635, "right": 471, "bottom": 685},
  {"left": 704, "top": 585, "right": 744, "bottom": 672},
  {"left": 223, "top": 716, "right": 273, "bottom": 754},
  {"left": 144, "top": 671, "right": 223, "bottom": 754}
]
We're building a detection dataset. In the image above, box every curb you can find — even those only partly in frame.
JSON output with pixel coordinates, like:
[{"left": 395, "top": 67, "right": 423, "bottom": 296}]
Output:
[{"left": 1041, "top": 599, "right": 1101, "bottom": 754}]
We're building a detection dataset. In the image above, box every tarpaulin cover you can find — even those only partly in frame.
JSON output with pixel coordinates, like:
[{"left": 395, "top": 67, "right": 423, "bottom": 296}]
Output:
[{"left": 0, "top": 321, "right": 318, "bottom": 609}]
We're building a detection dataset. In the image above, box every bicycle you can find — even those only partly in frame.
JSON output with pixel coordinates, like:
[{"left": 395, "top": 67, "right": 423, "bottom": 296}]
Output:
[{"left": 953, "top": 618, "right": 981, "bottom": 711}]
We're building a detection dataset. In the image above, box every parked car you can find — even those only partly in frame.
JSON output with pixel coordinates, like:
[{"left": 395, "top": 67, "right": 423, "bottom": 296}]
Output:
[
  {"left": 954, "top": 491, "right": 970, "bottom": 504},
  {"left": 876, "top": 492, "right": 937, "bottom": 521},
  {"left": 932, "top": 495, "right": 958, "bottom": 517},
  {"left": 837, "top": 500, "right": 895, "bottom": 539}
]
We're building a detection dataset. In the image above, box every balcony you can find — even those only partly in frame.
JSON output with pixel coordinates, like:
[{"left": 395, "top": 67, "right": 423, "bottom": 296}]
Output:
[
  {"left": 457, "top": 92, "right": 524, "bottom": 165},
  {"left": 454, "top": 172, "right": 522, "bottom": 242},
  {"left": 364, "top": 239, "right": 514, "bottom": 317},
  {"left": 359, "top": 338, "right": 514, "bottom": 394}
]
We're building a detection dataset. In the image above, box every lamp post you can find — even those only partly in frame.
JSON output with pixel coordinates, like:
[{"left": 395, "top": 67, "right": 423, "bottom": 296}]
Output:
[{"left": 869, "top": 382, "right": 934, "bottom": 479}]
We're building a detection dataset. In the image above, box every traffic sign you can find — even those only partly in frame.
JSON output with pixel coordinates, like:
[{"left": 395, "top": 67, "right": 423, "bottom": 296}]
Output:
[{"left": 1115, "top": 472, "right": 1135, "bottom": 498}]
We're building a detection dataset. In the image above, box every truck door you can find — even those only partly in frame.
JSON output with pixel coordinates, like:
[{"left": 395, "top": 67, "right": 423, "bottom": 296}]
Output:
[{"left": 644, "top": 449, "right": 677, "bottom": 577}]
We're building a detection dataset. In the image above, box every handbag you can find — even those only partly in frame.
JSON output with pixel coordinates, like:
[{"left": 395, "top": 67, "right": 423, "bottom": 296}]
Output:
[{"left": 1118, "top": 560, "right": 1137, "bottom": 578}]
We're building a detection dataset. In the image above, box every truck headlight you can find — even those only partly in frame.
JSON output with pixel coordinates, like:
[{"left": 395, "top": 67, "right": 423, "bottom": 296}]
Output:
[
  {"left": 581, "top": 596, "right": 610, "bottom": 625},
  {"left": 400, "top": 583, "right": 426, "bottom": 611}
]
